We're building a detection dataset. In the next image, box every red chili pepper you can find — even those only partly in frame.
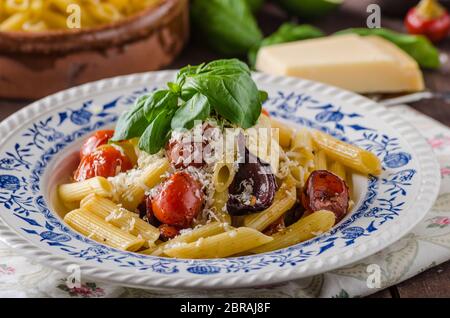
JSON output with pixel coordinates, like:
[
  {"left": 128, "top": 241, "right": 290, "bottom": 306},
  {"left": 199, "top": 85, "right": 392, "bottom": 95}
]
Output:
[{"left": 405, "top": 0, "right": 450, "bottom": 43}]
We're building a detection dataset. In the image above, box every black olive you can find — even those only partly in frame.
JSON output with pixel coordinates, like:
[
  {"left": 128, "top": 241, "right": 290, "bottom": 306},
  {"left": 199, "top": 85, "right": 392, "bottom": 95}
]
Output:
[{"left": 226, "top": 134, "right": 277, "bottom": 216}]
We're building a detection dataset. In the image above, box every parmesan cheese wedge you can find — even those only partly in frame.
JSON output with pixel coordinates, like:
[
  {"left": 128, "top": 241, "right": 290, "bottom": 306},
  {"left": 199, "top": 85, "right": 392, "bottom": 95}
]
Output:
[{"left": 256, "top": 34, "right": 424, "bottom": 93}]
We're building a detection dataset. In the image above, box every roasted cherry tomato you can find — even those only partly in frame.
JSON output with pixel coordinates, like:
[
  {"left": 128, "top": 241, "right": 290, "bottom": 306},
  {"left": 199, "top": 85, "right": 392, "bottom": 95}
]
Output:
[
  {"left": 166, "top": 138, "right": 206, "bottom": 169},
  {"left": 405, "top": 0, "right": 450, "bottom": 42},
  {"left": 261, "top": 108, "right": 270, "bottom": 117},
  {"left": 158, "top": 224, "right": 180, "bottom": 241},
  {"left": 74, "top": 145, "right": 132, "bottom": 181},
  {"left": 80, "top": 130, "right": 115, "bottom": 158},
  {"left": 165, "top": 124, "right": 217, "bottom": 169},
  {"left": 150, "top": 171, "right": 204, "bottom": 228},
  {"left": 301, "top": 170, "right": 349, "bottom": 223}
]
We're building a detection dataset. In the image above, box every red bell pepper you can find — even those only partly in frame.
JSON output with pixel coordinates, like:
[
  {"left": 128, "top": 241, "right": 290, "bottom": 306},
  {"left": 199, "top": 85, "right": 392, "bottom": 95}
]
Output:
[{"left": 405, "top": 0, "right": 450, "bottom": 42}]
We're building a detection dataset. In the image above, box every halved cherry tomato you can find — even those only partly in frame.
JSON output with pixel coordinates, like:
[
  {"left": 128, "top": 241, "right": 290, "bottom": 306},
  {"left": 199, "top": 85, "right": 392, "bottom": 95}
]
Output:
[
  {"left": 158, "top": 224, "right": 180, "bottom": 241},
  {"left": 74, "top": 145, "right": 133, "bottom": 181},
  {"left": 166, "top": 138, "right": 206, "bottom": 169},
  {"left": 150, "top": 171, "right": 204, "bottom": 228},
  {"left": 301, "top": 170, "right": 349, "bottom": 223},
  {"left": 165, "top": 124, "right": 218, "bottom": 169},
  {"left": 80, "top": 130, "right": 115, "bottom": 159}
]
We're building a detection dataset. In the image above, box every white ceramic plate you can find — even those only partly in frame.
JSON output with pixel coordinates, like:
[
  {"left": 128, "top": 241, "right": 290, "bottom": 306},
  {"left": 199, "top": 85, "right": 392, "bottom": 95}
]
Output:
[{"left": 0, "top": 71, "right": 440, "bottom": 289}]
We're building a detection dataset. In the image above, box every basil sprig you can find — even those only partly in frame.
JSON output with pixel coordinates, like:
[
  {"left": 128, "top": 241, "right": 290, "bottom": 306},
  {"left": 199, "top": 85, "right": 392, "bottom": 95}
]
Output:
[{"left": 112, "top": 59, "right": 265, "bottom": 154}]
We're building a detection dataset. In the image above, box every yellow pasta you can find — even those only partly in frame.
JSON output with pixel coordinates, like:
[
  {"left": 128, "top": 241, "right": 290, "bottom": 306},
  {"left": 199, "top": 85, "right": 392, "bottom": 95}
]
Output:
[
  {"left": 311, "top": 130, "right": 382, "bottom": 175},
  {"left": 0, "top": 12, "right": 28, "bottom": 30},
  {"left": 313, "top": 149, "right": 327, "bottom": 170},
  {"left": 120, "top": 158, "right": 169, "bottom": 211},
  {"left": 269, "top": 117, "right": 294, "bottom": 148},
  {"left": 64, "top": 209, "right": 145, "bottom": 251},
  {"left": 0, "top": 0, "right": 164, "bottom": 31},
  {"left": 243, "top": 178, "right": 296, "bottom": 231},
  {"left": 329, "top": 160, "right": 346, "bottom": 180},
  {"left": 58, "top": 176, "right": 112, "bottom": 203},
  {"left": 211, "top": 189, "right": 232, "bottom": 224},
  {"left": 164, "top": 227, "right": 273, "bottom": 259},
  {"left": 212, "top": 162, "right": 235, "bottom": 193},
  {"left": 80, "top": 194, "right": 160, "bottom": 245},
  {"left": 150, "top": 222, "right": 228, "bottom": 256},
  {"left": 250, "top": 210, "right": 336, "bottom": 254}
]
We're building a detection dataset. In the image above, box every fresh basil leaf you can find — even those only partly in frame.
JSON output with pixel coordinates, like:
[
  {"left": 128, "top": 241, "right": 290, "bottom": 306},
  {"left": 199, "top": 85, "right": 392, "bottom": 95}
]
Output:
[
  {"left": 138, "top": 108, "right": 175, "bottom": 154},
  {"left": 191, "top": 0, "right": 263, "bottom": 55},
  {"left": 143, "top": 90, "right": 178, "bottom": 122},
  {"left": 335, "top": 28, "right": 440, "bottom": 69},
  {"left": 246, "top": 0, "right": 264, "bottom": 12},
  {"left": 167, "top": 82, "right": 181, "bottom": 95},
  {"left": 259, "top": 90, "right": 268, "bottom": 103},
  {"left": 180, "top": 59, "right": 261, "bottom": 129},
  {"left": 111, "top": 95, "right": 149, "bottom": 141},
  {"left": 249, "top": 23, "right": 325, "bottom": 67},
  {"left": 171, "top": 93, "right": 211, "bottom": 130}
]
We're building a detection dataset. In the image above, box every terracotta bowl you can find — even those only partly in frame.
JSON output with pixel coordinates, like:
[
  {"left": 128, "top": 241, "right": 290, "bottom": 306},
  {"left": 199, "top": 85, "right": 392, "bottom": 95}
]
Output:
[{"left": 0, "top": 0, "right": 189, "bottom": 99}]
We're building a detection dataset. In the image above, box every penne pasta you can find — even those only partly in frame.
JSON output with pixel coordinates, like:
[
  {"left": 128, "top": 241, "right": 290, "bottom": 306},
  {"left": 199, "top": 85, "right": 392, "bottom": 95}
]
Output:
[
  {"left": 212, "top": 162, "right": 235, "bottom": 193},
  {"left": 269, "top": 117, "right": 294, "bottom": 148},
  {"left": 311, "top": 130, "right": 382, "bottom": 175},
  {"left": 313, "top": 149, "right": 327, "bottom": 170},
  {"left": 120, "top": 158, "right": 169, "bottom": 211},
  {"left": 64, "top": 209, "right": 145, "bottom": 251},
  {"left": 211, "top": 189, "right": 232, "bottom": 224},
  {"left": 164, "top": 227, "right": 273, "bottom": 259},
  {"left": 80, "top": 194, "right": 160, "bottom": 245},
  {"left": 250, "top": 210, "right": 336, "bottom": 254},
  {"left": 329, "top": 161, "right": 346, "bottom": 180},
  {"left": 58, "top": 176, "right": 112, "bottom": 203},
  {"left": 243, "top": 178, "right": 296, "bottom": 231},
  {"left": 151, "top": 222, "right": 228, "bottom": 256}
]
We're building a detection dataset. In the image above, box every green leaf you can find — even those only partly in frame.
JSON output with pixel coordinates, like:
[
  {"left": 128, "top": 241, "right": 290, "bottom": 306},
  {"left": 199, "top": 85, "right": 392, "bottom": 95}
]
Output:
[
  {"left": 246, "top": 0, "right": 264, "bottom": 12},
  {"left": 111, "top": 95, "right": 149, "bottom": 141},
  {"left": 191, "top": 0, "right": 263, "bottom": 56},
  {"left": 167, "top": 82, "right": 181, "bottom": 95},
  {"left": 180, "top": 59, "right": 262, "bottom": 129},
  {"left": 138, "top": 108, "right": 175, "bottom": 154},
  {"left": 276, "top": 0, "right": 343, "bottom": 19},
  {"left": 259, "top": 90, "right": 269, "bottom": 103},
  {"left": 335, "top": 28, "right": 440, "bottom": 69},
  {"left": 143, "top": 90, "right": 178, "bottom": 122},
  {"left": 249, "top": 23, "right": 325, "bottom": 67},
  {"left": 171, "top": 93, "right": 211, "bottom": 130}
]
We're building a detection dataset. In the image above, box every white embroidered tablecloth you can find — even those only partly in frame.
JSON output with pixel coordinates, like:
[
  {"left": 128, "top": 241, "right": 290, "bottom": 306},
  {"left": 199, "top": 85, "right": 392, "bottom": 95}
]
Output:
[{"left": 0, "top": 105, "right": 449, "bottom": 298}]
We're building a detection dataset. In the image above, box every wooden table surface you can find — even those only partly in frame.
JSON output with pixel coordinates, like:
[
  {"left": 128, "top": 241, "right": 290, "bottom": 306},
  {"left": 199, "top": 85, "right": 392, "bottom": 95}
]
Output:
[{"left": 0, "top": 0, "right": 449, "bottom": 297}]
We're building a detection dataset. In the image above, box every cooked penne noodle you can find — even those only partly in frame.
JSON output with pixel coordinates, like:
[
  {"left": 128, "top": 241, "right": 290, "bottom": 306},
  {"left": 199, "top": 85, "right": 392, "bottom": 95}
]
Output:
[
  {"left": 311, "top": 130, "right": 382, "bottom": 175},
  {"left": 269, "top": 117, "right": 293, "bottom": 148},
  {"left": 212, "top": 162, "right": 235, "bottom": 193},
  {"left": 80, "top": 194, "right": 159, "bottom": 245},
  {"left": 211, "top": 190, "right": 232, "bottom": 224},
  {"left": 164, "top": 227, "right": 273, "bottom": 259},
  {"left": 313, "top": 149, "right": 327, "bottom": 170},
  {"left": 64, "top": 209, "right": 145, "bottom": 251},
  {"left": 250, "top": 210, "right": 336, "bottom": 254},
  {"left": 329, "top": 161, "right": 346, "bottom": 180},
  {"left": 120, "top": 158, "right": 169, "bottom": 210},
  {"left": 58, "top": 176, "right": 112, "bottom": 203},
  {"left": 243, "top": 178, "right": 296, "bottom": 231},
  {"left": 151, "top": 222, "right": 228, "bottom": 256}
]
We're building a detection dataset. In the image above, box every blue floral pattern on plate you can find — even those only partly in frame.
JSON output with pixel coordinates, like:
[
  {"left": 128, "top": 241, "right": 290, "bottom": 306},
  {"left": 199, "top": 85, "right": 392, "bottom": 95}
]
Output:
[{"left": 0, "top": 72, "right": 436, "bottom": 289}]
